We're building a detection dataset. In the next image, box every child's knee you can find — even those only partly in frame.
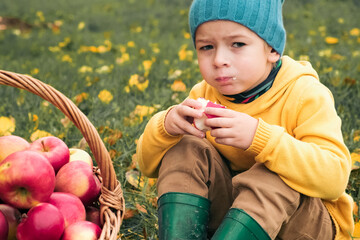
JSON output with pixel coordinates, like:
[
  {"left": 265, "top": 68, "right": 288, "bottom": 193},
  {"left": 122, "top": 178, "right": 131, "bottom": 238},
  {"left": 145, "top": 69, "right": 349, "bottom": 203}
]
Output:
[
  {"left": 160, "top": 135, "right": 217, "bottom": 168},
  {"left": 231, "top": 163, "right": 301, "bottom": 237},
  {"left": 157, "top": 135, "right": 231, "bottom": 199}
]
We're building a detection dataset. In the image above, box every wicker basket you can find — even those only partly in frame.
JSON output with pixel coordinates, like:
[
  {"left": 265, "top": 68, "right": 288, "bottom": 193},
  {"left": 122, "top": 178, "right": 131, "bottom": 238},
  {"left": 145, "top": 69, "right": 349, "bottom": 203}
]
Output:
[{"left": 0, "top": 70, "right": 125, "bottom": 240}]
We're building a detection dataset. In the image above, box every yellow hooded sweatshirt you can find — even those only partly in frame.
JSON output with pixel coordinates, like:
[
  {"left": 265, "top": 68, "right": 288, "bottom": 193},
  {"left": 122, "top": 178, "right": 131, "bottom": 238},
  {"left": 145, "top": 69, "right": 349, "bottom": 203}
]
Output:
[{"left": 136, "top": 56, "right": 354, "bottom": 239}]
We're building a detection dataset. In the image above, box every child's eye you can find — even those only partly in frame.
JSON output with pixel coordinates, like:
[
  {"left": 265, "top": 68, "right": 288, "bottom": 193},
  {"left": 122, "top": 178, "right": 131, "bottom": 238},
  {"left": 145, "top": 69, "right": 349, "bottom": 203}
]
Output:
[
  {"left": 199, "top": 45, "right": 213, "bottom": 50},
  {"left": 233, "top": 42, "right": 245, "bottom": 48}
]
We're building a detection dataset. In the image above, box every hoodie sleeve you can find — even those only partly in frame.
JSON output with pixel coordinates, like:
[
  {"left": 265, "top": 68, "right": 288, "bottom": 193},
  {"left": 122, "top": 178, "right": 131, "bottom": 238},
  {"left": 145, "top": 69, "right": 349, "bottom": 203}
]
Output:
[
  {"left": 136, "top": 82, "right": 208, "bottom": 178},
  {"left": 246, "top": 79, "right": 351, "bottom": 200},
  {"left": 136, "top": 108, "right": 182, "bottom": 178}
]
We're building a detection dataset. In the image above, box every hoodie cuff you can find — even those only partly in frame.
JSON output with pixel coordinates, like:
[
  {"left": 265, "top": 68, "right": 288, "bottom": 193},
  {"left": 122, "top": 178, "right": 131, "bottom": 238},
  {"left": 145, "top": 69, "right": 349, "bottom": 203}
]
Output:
[
  {"left": 246, "top": 118, "right": 272, "bottom": 155},
  {"left": 158, "top": 106, "right": 182, "bottom": 139}
]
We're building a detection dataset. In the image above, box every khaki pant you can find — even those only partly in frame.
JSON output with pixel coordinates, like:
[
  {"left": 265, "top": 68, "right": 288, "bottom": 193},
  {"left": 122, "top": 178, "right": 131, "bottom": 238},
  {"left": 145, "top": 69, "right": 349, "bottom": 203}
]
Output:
[{"left": 157, "top": 135, "right": 335, "bottom": 239}]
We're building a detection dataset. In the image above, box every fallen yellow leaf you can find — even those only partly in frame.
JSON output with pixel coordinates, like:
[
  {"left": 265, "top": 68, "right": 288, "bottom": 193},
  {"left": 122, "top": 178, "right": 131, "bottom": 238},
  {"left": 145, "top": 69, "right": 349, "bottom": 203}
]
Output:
[
  {"left": 171, "top": 80, "right": 187, "bottom": 92},
  {"left": 125, "top": 170, "right": 156, "bottom": 190},
  {"left": 30, "top": 129, "right": 52, "bottom": 142},
  {"left": 123, "top": 208, "right": 138, "bottom": 220},
  {"left": 353, "top": 221, "right": 360, "bottom": 237},
  {"left": 98, "top": 89, "right": 113, "bottom": 104},
  {"left": 325, "top": 36, "right": 339, "bottom": 44},
  {"left": 351, "top": 152, "right": 360, "bottom": 170},
  {"left": 0, "top": 116, "right": 15, "bottom": 136},
  {"left": 350, "top": 28, "right": 360, "bottom": 36},
  {"left": 135, "top": 203, "right": 148, "bottom": 214}
]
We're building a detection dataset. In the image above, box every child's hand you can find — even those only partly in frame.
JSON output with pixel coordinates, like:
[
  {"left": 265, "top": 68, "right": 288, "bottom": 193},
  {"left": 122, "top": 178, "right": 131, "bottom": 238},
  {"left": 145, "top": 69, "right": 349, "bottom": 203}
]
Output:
[
  {"left": 204, "top": 107, "right": 258, "bottom": 149},
  {"left": 164, "top": 99, "right": 206, "bottom": 138}
]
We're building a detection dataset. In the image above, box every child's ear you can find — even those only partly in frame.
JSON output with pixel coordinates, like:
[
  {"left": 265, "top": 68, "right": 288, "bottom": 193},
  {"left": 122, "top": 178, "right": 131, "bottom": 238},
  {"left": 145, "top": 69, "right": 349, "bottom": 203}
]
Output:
[{"left": 268, "top": 48, "right": 281, "bottom": 63}]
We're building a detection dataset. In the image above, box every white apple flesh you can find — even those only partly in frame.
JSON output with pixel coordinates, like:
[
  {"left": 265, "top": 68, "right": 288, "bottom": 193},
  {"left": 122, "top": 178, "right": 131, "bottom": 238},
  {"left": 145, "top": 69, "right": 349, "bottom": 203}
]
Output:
[{"left": 193, "top": 98, "right": 225, "bottom": 132}]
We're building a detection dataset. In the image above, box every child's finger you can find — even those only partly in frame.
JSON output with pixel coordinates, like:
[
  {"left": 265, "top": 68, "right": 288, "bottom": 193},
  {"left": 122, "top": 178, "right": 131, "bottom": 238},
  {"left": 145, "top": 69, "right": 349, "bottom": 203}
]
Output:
[
  {"left": 205, "top": 117, "right": 232, "bottom": 129},
  {"left": 182, "top": 98, "right": 204, "bottom": 109},
  {"left": 204, "top": 107, "right": 232, "bottom": 117},
  {"left": 209, "top": 126, "right": 233, "bottom": 137},
  {"left": 190, "top": 129, "right": 206, "bottom": 139},
  {"left": 178, "top": 104, "right": 204, "bottom": 119},
  {"left": 182, "top": 122, "right": 206, "bottom": 138}
]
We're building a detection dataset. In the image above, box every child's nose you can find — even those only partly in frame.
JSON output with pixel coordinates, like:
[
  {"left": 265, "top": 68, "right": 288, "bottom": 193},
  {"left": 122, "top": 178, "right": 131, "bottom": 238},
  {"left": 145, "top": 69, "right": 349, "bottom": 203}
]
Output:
[{"left": 213, "top": 49, "right": 230, "bottom": 67}]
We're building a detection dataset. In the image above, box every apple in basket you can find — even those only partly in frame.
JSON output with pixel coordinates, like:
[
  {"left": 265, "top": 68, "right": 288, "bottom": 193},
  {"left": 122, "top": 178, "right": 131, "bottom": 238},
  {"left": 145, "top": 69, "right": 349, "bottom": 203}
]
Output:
[
  {"left": 16, "top": 203, "right": 65, "bottom": 240},
  {"left": 86, "top": 206, "right": 102, "bottom": 227},
  {"left": 193, "top": 98, "right": 226, "bottom": 132},
  {"left": 0, "top": 210, "right": 9, "bottom": 240},
  {"left": 47, "top": 192, "right": 86, "bottom": 228},
  {"left": 29, "top": 136, "right": 70, "bottom": 173},
  {"left": 0, "top": 204, "right": 22, "bottom": 240},
  {"left": 55, "top": 161, "right": 101, "bottom": 206},
  {"left": 0, "top": 150, "right": 56, "bottom": 209},
  {"left": 61, "top": 221, "right": 101, "bottom": 240},
  {"left": 0, "top": 135, "right": 30, "bottom": 162},
  {"left": 69, "top": 148, "right": 93, "bottom": 168}
]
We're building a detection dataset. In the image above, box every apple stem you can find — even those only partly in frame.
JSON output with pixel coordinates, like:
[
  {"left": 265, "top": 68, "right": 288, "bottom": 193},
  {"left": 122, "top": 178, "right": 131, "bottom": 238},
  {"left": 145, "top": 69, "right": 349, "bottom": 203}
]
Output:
[{"left": 41, "top": 141, "right": 49, "bottom": 152}]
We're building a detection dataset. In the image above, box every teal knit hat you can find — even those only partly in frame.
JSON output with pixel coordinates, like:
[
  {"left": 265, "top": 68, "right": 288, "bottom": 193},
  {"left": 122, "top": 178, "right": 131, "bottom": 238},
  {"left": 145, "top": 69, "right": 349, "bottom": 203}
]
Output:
[{"left": 189, "top": 0, "right": 286, "bottom": 55}]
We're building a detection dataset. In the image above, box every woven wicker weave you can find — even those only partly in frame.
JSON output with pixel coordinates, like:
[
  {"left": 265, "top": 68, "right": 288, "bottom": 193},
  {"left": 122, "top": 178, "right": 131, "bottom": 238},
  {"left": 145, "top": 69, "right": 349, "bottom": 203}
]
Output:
[{"left": 0, "top": 70, "right": 125, "bottom": 240}]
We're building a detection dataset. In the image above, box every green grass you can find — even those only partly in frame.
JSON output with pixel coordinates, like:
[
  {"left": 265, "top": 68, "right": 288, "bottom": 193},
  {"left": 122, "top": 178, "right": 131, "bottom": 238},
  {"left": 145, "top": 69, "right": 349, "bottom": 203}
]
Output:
[{"left": 0, "top": 0, "right": 360, "bottom": 239}]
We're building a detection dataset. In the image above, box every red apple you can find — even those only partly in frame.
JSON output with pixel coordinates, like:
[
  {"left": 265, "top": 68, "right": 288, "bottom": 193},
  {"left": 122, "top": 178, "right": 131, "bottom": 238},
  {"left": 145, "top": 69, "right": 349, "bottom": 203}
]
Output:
[
  {"left": 48, "top": 192, "right": 86, "bottom": 228},
  {"left": 0, "top": 204, "right": 21, "bottom": 240},
  {"left": 0, "top": 135, "right": 30, "bottom": 162},
  {"left": 29, "top": 136, "right": 70, "bottom": 172},
  {"left": 0, "top": 150, "right": 56, "bottom": 209},
  {"left": 61, "top": 221, "right": 101, "bottom": 240},
  {"left": 193, "top": 98, "right": 226, "bottom": 132},
  {"left": 86, "top": 206, "right": 102, "bottom": 227},
  {"left": 55, "top": 161, "right": 101, "bottom": 206},
  {"left": 69, "top": 148, "right": 93, "bottom": 168},
  {"left": 0, "top": 210, "right": 9, "bottom": 240},
  {"left": 16, "top": 203, "right": 65, "bottom": 240}
]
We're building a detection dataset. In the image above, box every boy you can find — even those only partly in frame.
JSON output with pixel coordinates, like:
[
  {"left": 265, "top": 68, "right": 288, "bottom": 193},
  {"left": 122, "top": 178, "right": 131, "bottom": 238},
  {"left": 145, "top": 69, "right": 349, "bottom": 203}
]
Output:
[{"left": 136, "top": 0, "right": 354, "bottom": 239}]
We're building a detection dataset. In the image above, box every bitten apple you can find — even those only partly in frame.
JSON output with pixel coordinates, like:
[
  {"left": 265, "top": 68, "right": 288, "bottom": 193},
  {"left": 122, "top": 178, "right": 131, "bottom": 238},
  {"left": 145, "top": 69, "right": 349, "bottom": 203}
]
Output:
[
  {"left": 61, "top": 221, "right": 101, "bottom": 240},
  {"left": 0, "top": 135, "right": 30, "bottom": 162},
  {"left": 0, "top": 150, "right": 56, "bottom": 209},
  {"left": 29, "top": 136, "right": 70, "bottom": 173},
  {"left": 48, "top": 192, "right": 86, "bottom": 228},
  {"left": 0, "top": 210, "right": 8, "bottom": 240},
  {"left": 193, "top": 98, "right": 226, "bottom": 131},
  {"left": 55, "top": 161, "right": 101, "bottom": 206},
  {"left": 69, "top": 148, "right": 93, "bottom": 168},
  {"left": 0, "top": 204, "right": 21, "bottom": 240},
  {"left": 16, "top": 203, "right": 65, "bottom": 240}
]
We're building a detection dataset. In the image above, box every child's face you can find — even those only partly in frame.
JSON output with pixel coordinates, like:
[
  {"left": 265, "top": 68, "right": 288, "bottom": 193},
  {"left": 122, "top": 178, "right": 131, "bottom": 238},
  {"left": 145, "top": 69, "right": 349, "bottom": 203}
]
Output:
[{"left": 195, "top": 20, "right": 280, "bottom": 95}]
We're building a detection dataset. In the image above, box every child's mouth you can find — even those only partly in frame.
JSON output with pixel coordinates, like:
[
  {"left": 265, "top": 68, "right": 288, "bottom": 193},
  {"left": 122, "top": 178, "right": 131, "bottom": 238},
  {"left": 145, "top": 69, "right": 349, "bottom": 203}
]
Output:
[{"left": 215, "top": 76, "right": 235, "bottom": 84}]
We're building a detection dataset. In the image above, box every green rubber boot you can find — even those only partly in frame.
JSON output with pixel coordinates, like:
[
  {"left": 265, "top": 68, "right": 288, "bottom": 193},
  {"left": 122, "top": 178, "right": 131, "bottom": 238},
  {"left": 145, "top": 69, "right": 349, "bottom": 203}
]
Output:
[
  {"left": 158, "top": 192, "right": 211, "bottom": 240},
  {"left": 211, "top": 208, "right": 271, "bottom": 240}
]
